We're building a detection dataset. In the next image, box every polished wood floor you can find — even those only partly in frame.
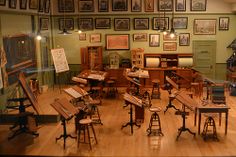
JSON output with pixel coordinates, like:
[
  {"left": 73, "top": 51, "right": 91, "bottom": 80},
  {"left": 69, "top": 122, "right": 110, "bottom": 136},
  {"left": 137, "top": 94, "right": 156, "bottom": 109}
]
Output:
[{"left": 1, "top": 85, "right": 236, "bottom": 156}]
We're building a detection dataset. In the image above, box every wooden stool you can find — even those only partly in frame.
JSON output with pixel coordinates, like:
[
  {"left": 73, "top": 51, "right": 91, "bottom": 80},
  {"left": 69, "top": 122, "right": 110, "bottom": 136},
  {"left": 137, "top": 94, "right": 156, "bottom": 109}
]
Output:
[
  {"left": 110, "top": 77, "right": 118, "bottom": 93},
  {"left": 106, "top": 80, "right": 116, "bottom": 98},
  {"left": 201, "top": 114, "right": 219, "bottom": 141},
  {"left": 78, "top": 118, "right": 98, "bottom": 150},
  {"left": 146, "top": 107, "right": 163, "bottom": 136},
  {"left": 89, "top": 99, "right": 103, "bottom": 125},
  {"left": 90, "top": 86, "right": 102, "bottom": 99},
  {"left": 151, "top": 79, "right": 161, "bottom": 99}
]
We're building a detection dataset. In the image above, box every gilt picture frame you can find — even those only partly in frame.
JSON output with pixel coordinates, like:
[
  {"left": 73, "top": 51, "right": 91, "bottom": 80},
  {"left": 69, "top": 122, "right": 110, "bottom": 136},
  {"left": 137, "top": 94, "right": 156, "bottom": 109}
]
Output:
[
  {"left": 190, "top": 0, "right": 206, "bottom": 11},
  {"left": 219, "top": 17, "right": 229, "bottom": 31},
  {"left": 106, "top": 34, "right": 130, "bottom": 50},
  {"left": 194, "top": 19, "right": 216, "bottom": 35}
]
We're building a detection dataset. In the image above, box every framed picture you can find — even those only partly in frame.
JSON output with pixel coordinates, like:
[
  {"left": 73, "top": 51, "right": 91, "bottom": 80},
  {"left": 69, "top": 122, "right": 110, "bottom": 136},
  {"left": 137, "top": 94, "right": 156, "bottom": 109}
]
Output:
[
  {"left": 112, "top": 0, "right": 128, "bottom": 11},
  {"left": 163, "top": 34, "right": 177, "bottom": 41},
  {"left": 44, "top": 0, "right": 50, "bottom": 13},
  {"left": 163, "top": 42, "right": 177, "bottom": 51},
  {"left": 114, "top": 18, "right": 130, "bottom": 31},
  {"left": 29, "top": 0, "right": 38, "bottom": 9},
  {"left": 158, "top": 0, "right": 173, "bottom": 11},
  {"left": 190, "top": 0, "right": 206, "bottom": 11},
  {"left": 40, "top": 18, "right": 49, "bottom": 30},
  {"left": 90, "top": 33, "right": 101, "bottom": 43},
  {"left": 131, "top": 0, "right": 142, "bottom": 12},
  {"left": 95, "top": 18, "right": 111, "bottom": 29},
  {"left": 98, "top": 0, "right": 109, "bottom": 12},
  {"left": 79, "top": 33, "right": 86, "bottom": 40},
  {"left": 106, "top": 34, "right": 130, "bottom": 50},
  {"left": 20, "top": 0, "right": 27, "bottom": 9},
  {"left": 59, "top": 18, "right": 74, "bottom": 30},
  {"left": 134, "top": 18, "right": 149, "bottom": 30},
  {"left": 194, "top": 19, "right": 216, "bottom": 35},
  {"left": 175, "top": 0, "right": 186, "bottom": 11},
  {"left": 145, "top": 0, "right": 154, "bottom": 12},
  {"left": 38, "top": 0, "right": 44, "bottom": 12},
  {"left": 133, "top": 33, "right": 148, "bottom": 42},
  {"left": 219, "top": 17, "right": 229, "bottom": 31},
  {"left": 149, "top": 34, "right": 160, "bottom": 47},
  {"left": 58, "top": 0, "right": 74, "bottom": 12},
  {"left": 179, "top": 33, "right": 190, "bottom": 46},
  {"left": 153, "top": 17, "right": 169, "bottom": 30},
  {"left": 79, "top": 0, "right": 94, "bottom": 12},
  {"left": 9, "top": 0, "right": 17, "bottom": 9},
  {"left": 78, "top": 18, "right": 93, "bottom": 31},
  {"left": 172, "top": 17, "right": 188, "bottom": 29},
  {"left": 0, "top": 0, "right": 6, "bottom": 6}
]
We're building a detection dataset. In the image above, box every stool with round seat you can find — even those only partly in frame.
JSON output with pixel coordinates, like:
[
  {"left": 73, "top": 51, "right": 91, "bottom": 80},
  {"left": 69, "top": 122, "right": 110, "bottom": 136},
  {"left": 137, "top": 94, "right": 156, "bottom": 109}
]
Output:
[
  {"left": 78, "top": 118, "right": 98, "bottom": 150},
  {"left": 151, "top": 79, "right": 161, "bottom": 99},
  {"left": 201, "top": 114, "right": 219, "bottom": 141},
  {"left": 88, "top": 98, "right": 103, "bottom": 125},
  {"left": 106, "top": 79, "right": 116, "bottom": 98},
  {"left": 146, "top": 107, "right": 163, "bottom": 136},
  {"left": 109, "top": 76, "right": 118, "bottom": 93}
]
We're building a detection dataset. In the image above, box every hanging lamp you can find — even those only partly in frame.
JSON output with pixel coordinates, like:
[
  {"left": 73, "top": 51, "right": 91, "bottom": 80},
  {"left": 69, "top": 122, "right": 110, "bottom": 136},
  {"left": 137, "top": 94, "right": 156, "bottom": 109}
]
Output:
[
  {"left": 36, "top": 10, "right": 42, "bottom": 40},
  {"left": 58, "top": 0, "right": 71, "bottom": 35},
  {"left": 169, "top": 0, "right": 176, "bottom": 38}
]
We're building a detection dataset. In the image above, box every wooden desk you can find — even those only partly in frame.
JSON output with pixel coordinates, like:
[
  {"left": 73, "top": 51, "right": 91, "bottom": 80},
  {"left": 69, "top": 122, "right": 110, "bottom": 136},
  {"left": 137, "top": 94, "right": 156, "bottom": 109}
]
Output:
[
  {"left": 197, "top": 105, "right": 230, "bottom": 135},
  {"left": 78, "top": 70, "right": 107, "bottom": 81}
]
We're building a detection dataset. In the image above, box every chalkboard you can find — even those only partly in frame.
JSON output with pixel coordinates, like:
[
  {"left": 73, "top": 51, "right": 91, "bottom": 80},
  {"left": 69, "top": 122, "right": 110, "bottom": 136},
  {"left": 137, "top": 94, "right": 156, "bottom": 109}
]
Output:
[{"left": 51, "top": 48, "right": 69, "bottom": 73}]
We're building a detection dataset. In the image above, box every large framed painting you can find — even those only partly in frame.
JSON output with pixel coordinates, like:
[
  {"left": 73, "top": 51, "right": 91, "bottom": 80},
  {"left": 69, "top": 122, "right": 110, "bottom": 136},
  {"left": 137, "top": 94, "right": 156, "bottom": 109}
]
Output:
[
  {"left": 114, "top": 18, "right": 130, "bottom": 31},
  {"left": 172, "top": 17, "right": 188, "bottom": 29},
  {"left": 58, "top": 0, "right": 74, "bottom": 12},
  {"left": 134, "top": 18, "right": 149, "bottom": 30},
  {"left": 112, "top": 0, "right": 128, "bottom": 11},
  {"left": 79, "top": 0, "right": 94, "bottom": 12},
  {"left": 191, "top": 0, "right": 206, "bottom": 11},
  {"left": 106, "top": 34, "right": 130, "bottom": 50},
  {"left": 194, "top": 19, "right": 216, "bottom": 35},
  {"left": 158, "top": 0, "right": 173, "bottom": 11}
]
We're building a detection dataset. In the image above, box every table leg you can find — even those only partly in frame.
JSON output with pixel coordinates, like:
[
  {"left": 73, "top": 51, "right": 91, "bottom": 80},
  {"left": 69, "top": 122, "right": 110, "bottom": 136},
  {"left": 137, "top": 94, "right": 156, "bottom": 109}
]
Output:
[
  {"left": 194, "top": 109, "right": 197, "bottom": 126},
  {"left": 225, "top": 111, "right": 228, "bottom": 135},
  {"left": 198, "top": 112, "right": 201, "bottom": 135}
]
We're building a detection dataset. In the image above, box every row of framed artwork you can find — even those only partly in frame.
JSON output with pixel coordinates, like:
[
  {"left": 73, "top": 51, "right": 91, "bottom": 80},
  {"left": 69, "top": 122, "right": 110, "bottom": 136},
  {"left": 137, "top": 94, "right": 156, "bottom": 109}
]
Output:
[
  {"left": 48, "top": 17, "right": 229, "bottom": 33},
  {"left": 0, "top": 0, "right": 50, "bottom": 13},
  {"left": 57, "top": 0, "right": 207, "bottom": 13},
  {"left": 79, "top": 33, "right": 190, "bottom": 50}
]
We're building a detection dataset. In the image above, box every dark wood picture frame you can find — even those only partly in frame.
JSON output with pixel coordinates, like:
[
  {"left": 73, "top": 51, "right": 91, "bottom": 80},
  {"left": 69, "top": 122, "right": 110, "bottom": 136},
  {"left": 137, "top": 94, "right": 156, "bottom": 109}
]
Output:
[
  {"left": 59, "top": 18, "right": 74, "bottom": 30},
  {"left": 112, "top": 0, "right": 128, "bottom": 11},
  {"left": 58, "top": 0, "right": 74, "bottom": 12},
  {"left": 133, "top": 33, "right": 148, "bottom": 42},
  {"left": 20, "top": 0, "right": 27, "bottom": 9},
  {"left": 144, "top": 0, "right": 154, "bottom": 12},
  {"left": 44, "top": 0, "right": 50, "bottom": 13},
  {"left": 194, "top": 19, "right": 216, "bottom": 35},
  {"left": 40, "top": 18, "right": 49, "bottom": 30},
  {"left": 179, "top": 33, "right": 190, "bottom": 46},
  {"left": 134, "top": 18, "right": 149, "bottom": 30},
  {"left": 163, "top": 42, "right": 177, "bottom": 51},
  {"left": 219, "top": 17, "right": 229, "bottom": 31},
  {"left": 95, "top": 18, "right": 111, "bottom": 29},
  {"left": 98, "top": 0, "right": 109, "bottom": 12},
  {"left": 9, "top": 0, "right": 17, "bottom": 9},
  {"left": 29, "top": 0, "right": 38, "bottom": 9},
  {"left": 175, "top": 0, "right": 186, "bottom": 11},
  {"left": 172, "top": 17, "right": 188, "bottom": 29},
  {"left": 131, "top": 0, "right": 142, "bottom": 12},
  {"left": 153, "top": 17, "right": 169, "bottom": 30},
  {"left": 149, "top": 34, "right": 160, "bottom": 47},
  {"left": 114, "top": 18, "right": 130, "bottom": 31},
  {"left": 0, "top": 0, "right": 6, "bottom": 6},
  {"left": 190, "top": 0, "right": 206, "bottom": 11},
  {"left": 78, "top": 18, "right": 93, "bottom": 31},
  {"left": 106, "top": 34, "right": 130, "bottom": 50},
  {"left": 79, "top": 0, "right": 94, "bottom": 12},
  {"left": 38, "top": 0, "right": 44, "bottom": 12},
  {"left": 158, "top": 0, "right": 173, "bottom": 11}
]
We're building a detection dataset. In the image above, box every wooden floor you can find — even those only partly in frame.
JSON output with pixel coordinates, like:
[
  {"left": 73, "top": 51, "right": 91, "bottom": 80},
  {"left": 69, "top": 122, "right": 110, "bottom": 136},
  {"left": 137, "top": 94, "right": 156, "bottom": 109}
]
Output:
[{"left": 1, "top": 85, "right": 236, "bottom": 156}]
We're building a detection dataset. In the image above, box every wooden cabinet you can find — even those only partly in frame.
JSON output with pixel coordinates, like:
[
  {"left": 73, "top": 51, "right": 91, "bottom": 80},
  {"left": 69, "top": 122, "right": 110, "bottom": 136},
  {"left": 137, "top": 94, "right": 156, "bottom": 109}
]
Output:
[
  {"left": 131, "top": 48, "right": 144, "bottom": 68},
  {"left": 81, "top": 46, "right": 103, "bottom": 70}
]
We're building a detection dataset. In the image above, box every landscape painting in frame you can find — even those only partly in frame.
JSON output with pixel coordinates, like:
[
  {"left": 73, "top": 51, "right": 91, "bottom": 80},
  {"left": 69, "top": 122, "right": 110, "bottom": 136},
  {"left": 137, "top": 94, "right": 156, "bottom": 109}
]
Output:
[
  {"left": 173, "top": 17, "right": 188, "bottom": 29},
  {"left": 175, "top": 0, "right": 186, "bottom": 11},
  {"left": 112, "top": 0, "right": 128, "bottom": 11},
  {"left": 106, "top": 34, "right": 130, "bottom": 50},
  {"left": 191, "top": 0, "right": 206, "bottom": 11},
  {"left": 79, "top": 0, "right": 94, "bottom": 12},
  {"left": 158, "top": 0, "right": 173, "bottom": 11},
  {"left": 194, "top": 19, "right": 216, "bottom": 35},
  {"left": 134, "top": 18, "right": 149, "bottom": 30},
  {"left": 133, "top": 33, "right": 148, "bottom": 42}
]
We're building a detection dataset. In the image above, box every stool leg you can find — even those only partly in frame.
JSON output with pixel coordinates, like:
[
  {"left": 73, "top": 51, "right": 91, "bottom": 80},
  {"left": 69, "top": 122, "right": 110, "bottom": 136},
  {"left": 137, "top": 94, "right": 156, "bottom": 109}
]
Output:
[
  {"left": 91, "top": 123, "right": 98, "bottom": 144},
  {"left": 86, "top": 125, "right": 92, "bottom": 150}
]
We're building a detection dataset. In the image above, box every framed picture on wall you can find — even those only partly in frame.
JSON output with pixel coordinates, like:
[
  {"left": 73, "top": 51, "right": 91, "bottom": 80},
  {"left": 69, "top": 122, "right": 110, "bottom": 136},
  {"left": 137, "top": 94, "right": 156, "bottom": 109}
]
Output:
[
  {"left": 98, "top": 0, "right": 109, "bottom": 12},
  {"left": 131, "top": 0, "right": 142, "bottom": 12},
  {"left": 158, "top": 0, "right": 173, "bottom": 11},
  {"left": 79, "top": 33, "right": 86, "bottom": 40},
  {"left": 133, "top": 33, "right": 148, "bottom": 42},
  {"left": 44, "top": 0, "right": 50, "bottom": 13},
  {"left": 38, "top": 0, "right": 44, "bottom": 12},
  {"left": 144, "top": 0, "right": 154, "bottom": 12},
  {"left": 78, "top": 18, "right": 93, "bottom": 31},
  {"left": 153, "top": 17, "right": 169, "bottom": 30},
  {"left": 29, "top": 0, "right": 38, "bottom": 9},
  {"left": 20, "top": 0, "right": 27, "bottom": 9},
  {"left": 114, "top": 18, "right": 130, "bottom": 31},
  {"left": 9, "top": 0, "right": 17, "bottom": 9},
  {"left": 59, "top": 18, "right": 74, "bottom": 30},
  {"left": 0, "top": 0, "right": 6, "bottom": 6},
  {"left": 79, "top": 0, "right": 94, "bottom": 12},
  {"left": 134, "top": 18, "right": 149, "bottom": 30},
  {"left": 190, "top": 0, "right": 206, "bottom": 11},
  {"left": 95, "top": 18, "right": 111, "bottom": 29},
  {"left": 90, "top": 33, "right": 101, "bottom": 43},
  {"left": 149, "top": 34, "right": 160, "bottom": 47},
  {"left": 40, "top": 18, "right": 49, "bottom": 30},
  {"left": 112, "top": 0, "right": 128, "bottom": 11},
  {"left": 172, "top": 17, "right": 188, "bottom": 29},
  {"left": 163, "top": 33, "right": 177, "bottom": 41},
  {"left": 58, "top": 0, "right": 74, "bottom": 12},
  {"left": 175, "top": 0, "right": 186, "bottom": 11},
  {"left": 163, "top": 42, "right": 177, "bottom": 51},
  {"left": 179, "top": 33, "right": 190, "bottom": 46},
  {"left": 106, "top": 34, "right": 130, "bottom": 50},
  {"left": 194, "top": 19, "right": 216, "bottom": 35},
  {"left": 219, "top": 17, "right": 229, "bottom": 31}
]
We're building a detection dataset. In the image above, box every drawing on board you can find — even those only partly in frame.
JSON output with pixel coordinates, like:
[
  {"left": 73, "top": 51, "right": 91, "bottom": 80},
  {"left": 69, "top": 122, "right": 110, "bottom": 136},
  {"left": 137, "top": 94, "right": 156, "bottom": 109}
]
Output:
[{"left": 51, "top": 48, "right": 69, "bottom": 73}]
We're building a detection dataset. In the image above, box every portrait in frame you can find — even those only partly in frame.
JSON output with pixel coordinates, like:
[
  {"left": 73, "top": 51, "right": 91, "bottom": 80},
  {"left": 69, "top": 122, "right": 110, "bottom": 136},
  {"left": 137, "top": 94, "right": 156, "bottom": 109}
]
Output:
[
  {"left": 78, "top": 18, "right": 93, "bottom": 31},
  {"left": 114, "top": 18, "right": 130, "bottom": 31},
  {"left": 133, "top": 33, "right": 148, "bottom": 42},
  {"left": 9, "top": 0, "right": 17, "bottom": 9},
  {"left": 79, "top": 0, "right": 94, "bottom": 12},
  {"left": 44, "top": 0, "right": 50, "bottom": 13},
  {"left": 172, "top": 17, "right": 188, "bottom": 29},
  {"left": 95, "top": 18, "right": 111, "bottom": 29},
  {"left": 112, "top": 0, "right": 128, "bottom": 11},
  {"left": 38, "top": 0, "right": 44, "bottom": 12},
  {"left": 29, "top": 0, "right": 38, "bottom": 9},
  {"left": 0, "top": 0, "right": 6, "bottom": 6},
  {"left": 194, "top": 19, "right": 216, "bottom": 35},
  {"left": 134, "top": 18, "right": 149, "bottom": 30},
  {"left": 79, "top": 33, "right": 86, "bottom": 41},
  {"left": 175, "top": 0, "right": 186, "bottom": 11},
  {"left": 90, "top": 33, "right": 101, "bottom": 43},
  {"left": 58, "top": 0, "right": 74, "bottom": 12},
  {"left": 190, "top": 0, "right": 206, "bottom": 11},
  {"left": 179, "top": 33, "right": 190, "bottom": 46},
  {"left": 98, "top": 0, "right": 109, "bottom": 12},
  {"left": 145, "top": 0, "right": 154, "bottom": 12},
  {"left": 163, "top": 42, "right": 177, "bottom": 51},
  {"left": 20, "top": 0, "right": 27, "bottom": 9},
  {"left": 106, "top": 34, "right": 130, "bottom": 50},
  {"left": 131, "top": 0, "right": 142, "bottom": 12},
  {"left": 40, "top": 18, "right": 49, "bottom": 30},
  {"left": 59, "top": 18, "right": 74, "bottom": 30},
  {"left": 149, "top": 34, "right": 160, "bottom": 47},
  {"left": 153, "top": 17, "right": 169, "bottom": 30},
  {"left": 158, "top": 0, "right": 173, "bottom": 11},
  {"left": 219, "top": 17, "right": 229, "bottom": 31}
]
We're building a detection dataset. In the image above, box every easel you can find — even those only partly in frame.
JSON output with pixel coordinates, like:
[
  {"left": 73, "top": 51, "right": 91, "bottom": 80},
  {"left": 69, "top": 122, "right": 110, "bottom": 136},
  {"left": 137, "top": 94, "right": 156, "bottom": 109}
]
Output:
[{"left": 51, "top": 98, "right": 79, "bottom": 148}]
